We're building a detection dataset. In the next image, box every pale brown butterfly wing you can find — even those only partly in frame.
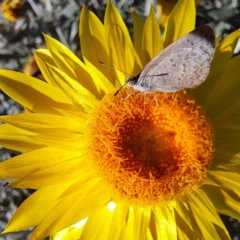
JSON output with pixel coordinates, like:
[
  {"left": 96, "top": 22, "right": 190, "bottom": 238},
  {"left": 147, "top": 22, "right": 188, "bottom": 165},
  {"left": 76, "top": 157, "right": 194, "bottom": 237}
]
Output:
[{"left": 127, "top": 25, "right": 215, "bottom": 92}]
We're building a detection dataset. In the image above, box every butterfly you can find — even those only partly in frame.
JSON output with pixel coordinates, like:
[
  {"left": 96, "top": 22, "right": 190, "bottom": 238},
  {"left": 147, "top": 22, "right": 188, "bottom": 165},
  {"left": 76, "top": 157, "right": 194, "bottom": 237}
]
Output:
[{"left": 124, "top": 25, "right": 215, "bottom": 94}]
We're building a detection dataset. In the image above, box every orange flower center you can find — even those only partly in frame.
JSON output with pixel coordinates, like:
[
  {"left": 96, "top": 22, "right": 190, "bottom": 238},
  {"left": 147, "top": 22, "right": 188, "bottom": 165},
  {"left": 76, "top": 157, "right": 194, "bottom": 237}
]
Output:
[{"left": 86, "top": 89, "right": 214, "bottom": 206}]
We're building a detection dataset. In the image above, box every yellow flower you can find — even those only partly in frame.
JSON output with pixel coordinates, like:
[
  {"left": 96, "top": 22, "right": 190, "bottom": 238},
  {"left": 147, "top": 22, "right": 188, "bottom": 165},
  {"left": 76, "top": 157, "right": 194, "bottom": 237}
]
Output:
[
  {"left": 156, "top": 0, "right": 202, "bottom": 28},
  {"left": 1, "top": 0, "right": 26, "bottom": 22},
  {"left": 0, "top": 1, "right": 240, "bottom": 239}
]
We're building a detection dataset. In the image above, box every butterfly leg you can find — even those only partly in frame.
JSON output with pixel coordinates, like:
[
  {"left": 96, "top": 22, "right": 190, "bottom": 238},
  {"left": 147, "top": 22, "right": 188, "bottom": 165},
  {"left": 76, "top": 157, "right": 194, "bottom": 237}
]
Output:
[
  {"left": 144, "top": 91, "right": 159, "bottom": 106},
  {"left": 124, "top": 88, "right": 136, "bottom": 101}
]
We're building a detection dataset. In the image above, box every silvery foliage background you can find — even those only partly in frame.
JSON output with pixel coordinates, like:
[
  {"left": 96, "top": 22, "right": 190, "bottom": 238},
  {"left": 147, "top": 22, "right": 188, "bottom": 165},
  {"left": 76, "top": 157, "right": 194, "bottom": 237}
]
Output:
[{"left": 0, "top": 0, "right": 239, "bottom": 239}]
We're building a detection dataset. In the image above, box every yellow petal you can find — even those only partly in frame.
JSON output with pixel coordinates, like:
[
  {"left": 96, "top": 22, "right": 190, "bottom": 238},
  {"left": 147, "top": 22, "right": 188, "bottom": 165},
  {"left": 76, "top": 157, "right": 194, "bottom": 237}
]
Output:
[
  {"left": 79, "top": 203, "right": 114, "bottom": 239},
  {"left": 125, "top": 206, "right": 152, "bottom": 240},
  {"left": 59, "top": 173, "right": 97, "bottom": 198},
  {"left": 189, "top": 29, "right": 240, "bottom": 104},
  {"left": 211, "top": 29, "right": 240, "bottom": 79},
  {"left": 83, "top": 57, "right": 116, "bottom": 97},
  {"left": 132, "top": 10, "right": 144, "bottom": 64},
  {"left": 30, "top": 132, "right": 84, "bottom": 151},
  {"left": 202, "top": 184, "right": 240, "bottom": 221},
  {"left": 175, "top": 210, "right": 197, "bottom": 239},
  {"left": 213, "top": 142, "right": 240, "bottom": 167},
  {"left": 29, "top": 179, "right": 111, "bottom": 240},
  {"left": 0, "top": 147, "right": 81, "bottom": 179},
  {"left": 0, "top": 124, "right": 45, "bottom": 152},
  {"left": 34, "top": 49, "right": 59, "bottom": 86},
  {"left": 204, "top": 55, "right": 240, "bottom": 120},
  {"left": 0, "top": 70, "right": 76, "bottom": 114},
  {"left": 152, "top": 205, "right": 177, "bottom": 239},
  {"left": 34, "top": 49, "right": 55, "bottom": 66},
  {"left": 141, "top": 6, "right": 163, "bottom": 66},
  {"left": 164, "top": 0, "right": 195, "bottom": 47},
  {"left": 44, "top": 34, "right": 101, "bottom": 97},
  {"left": 214, "top": 128, "right": 240, "bottom": 154},
  {"left": 104, "top": 1, "right": 141, "bottom": 82},
  {"left": 80, "top": 6, "right": 111, "bottom": 80},
  {"left": 45, "top": 63, "right": 98, "bottom": 112},
  {"left": 53, "top": 108, "right": 88, "bottom": 122},
  {"left": 190, "top": 190, "right": 228, "bottom": 229},
  {"left": 208, "top": 170, "right": 240, "bottom": 195},
  {"left": 52, "top": 219, "right": 87, "bottom": 240},
  {"left": 175, "top": 198, "right": 192, "bottom": 231},
  {"left": 3, "top": 183, "right": 73, "bottom": 233},
  {"left": 11, "top": 158, "right": 89, "bottom": 188},
  {"left": 108, "top": 203, "right": 129, "bottom": 239},
  {"left": 157, "top": 0, "right": 176, "bottom": 28},
  {"left": 0, "top": 113, "right": 85, "bottom": 133},
  {"left": 222, "top": 163, "right": 240, "bottom": 174},
  {"left": 186, "top": 191, "right": 230, "bottom": 239}
]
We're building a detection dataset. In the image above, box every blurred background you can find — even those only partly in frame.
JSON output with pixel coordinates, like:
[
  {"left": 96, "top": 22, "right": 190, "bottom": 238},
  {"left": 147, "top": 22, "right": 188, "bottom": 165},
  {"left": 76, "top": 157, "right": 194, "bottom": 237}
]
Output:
[{"left": 0, "top": 0, "right": 240, "bottom": 239}]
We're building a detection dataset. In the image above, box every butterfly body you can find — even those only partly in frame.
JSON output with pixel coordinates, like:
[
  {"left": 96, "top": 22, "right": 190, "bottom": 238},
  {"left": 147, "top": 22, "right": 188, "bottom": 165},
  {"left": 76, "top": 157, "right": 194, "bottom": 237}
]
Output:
[{"left": 126, "top": 25, "right": 215, "bottom": 93}]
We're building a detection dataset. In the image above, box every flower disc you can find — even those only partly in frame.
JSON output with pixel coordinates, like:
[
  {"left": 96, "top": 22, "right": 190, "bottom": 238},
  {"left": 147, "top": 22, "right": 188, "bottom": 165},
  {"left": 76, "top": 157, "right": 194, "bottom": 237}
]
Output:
[{"left": 86, "top": 89, "right": 214, "bottom": 206}]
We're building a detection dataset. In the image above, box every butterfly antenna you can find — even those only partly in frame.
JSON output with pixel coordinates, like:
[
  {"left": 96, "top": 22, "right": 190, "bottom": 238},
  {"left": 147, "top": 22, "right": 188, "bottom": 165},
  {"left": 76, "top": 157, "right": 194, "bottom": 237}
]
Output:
[
  {"left": 114, "top": 83, "right": 127, "bottom": 96},
  {"left": 99, "top": 61, "right": 131, "bottom": 78},
  {"left": 99, "top": 61, "right": 132, "bottom": 96}
]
